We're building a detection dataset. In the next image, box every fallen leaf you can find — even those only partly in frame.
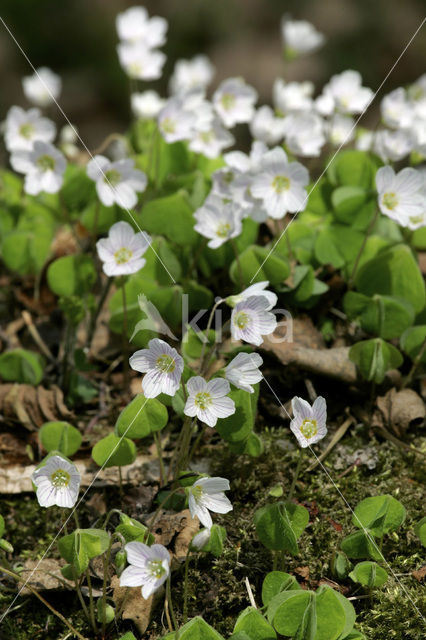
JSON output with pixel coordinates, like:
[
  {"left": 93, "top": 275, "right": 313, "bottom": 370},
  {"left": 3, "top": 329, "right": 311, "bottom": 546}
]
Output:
[
  {"left": 111, "top": 575, "right": 159, "bottom": 634},
  {"left": 0, "top": 383, "right": 71, "bottom": 431},
  {"left": 412, "top": 566, "right": 426, "bottom": 582},
  {"left": 294, "top": 566, "right": 310, "bottom": 580},
  {"left": 20, "top": 558, "right": 73, "bottom": 594},
  {"left": 376, "top": 388, "right": 425, "bottom": 437}
]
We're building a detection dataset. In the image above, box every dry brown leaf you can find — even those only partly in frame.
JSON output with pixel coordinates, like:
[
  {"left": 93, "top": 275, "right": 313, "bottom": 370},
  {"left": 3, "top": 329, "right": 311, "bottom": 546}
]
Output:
[
  {"left": 0, "top": 383, "right": 71, "bottom": 430},
  {"left": 376, "top": 388, "right": 426, "bottom": 437},
  {"left": 294, "top": 566, "right": 310, "bottom": 580},
  {"left": 111, "top": 575, "right": 160, "bottom": 634},
  {"left": 20, "top": 558, "right": 73, "bottom": 594},
  {"left": 153, "top": 509, "right": 199, "bottom": 560},
  {"left": 412, "top": 565, "right": 426, "bottom": 582}
]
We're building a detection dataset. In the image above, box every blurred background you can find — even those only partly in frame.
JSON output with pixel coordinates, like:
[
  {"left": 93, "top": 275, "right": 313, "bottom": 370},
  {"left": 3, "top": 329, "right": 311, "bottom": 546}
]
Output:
[{"left": 0, "top": 0, "right": 425, "bottom": 149}]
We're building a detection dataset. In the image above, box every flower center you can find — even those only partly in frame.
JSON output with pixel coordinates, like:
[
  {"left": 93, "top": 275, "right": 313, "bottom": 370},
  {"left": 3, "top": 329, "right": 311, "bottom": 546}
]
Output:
[
  {"left": 216, "top": 222, "right": 231, "bottom": 238},
  {"left": 190, "top": 484, "right": 204, "bottom": 501},
  {"left": 50, "top": 469, "right": 71, "bottom": 488},
  {"left": 128, "top": 62, "right": 142, "bottom": 77},
  {"left": 221, "top": 93, "right": 236, "bottom": 111},
  {"left": 234, "top": 311, "right": 250, "bottom": 329},
  {"left": 114, "top": 247, "right": 133, "bottom": 264},
  {"left": 200, "top": 130, "right": 214, "bottom": 143},
  {"left": 194, "top": 392, "right": 212, "bottom": 410},
  {"left": 272, "top": 175, "right": 290, "bottom": 193},
  {"left": 36, "top": 154, "right": 55, "bottom": 172},
  {"left": 162, "top": 117, "right": 176, "bottom": 134},
  {"left": 409, "top": 214, "right": 424, "bottom": 225},
  {"left": 156, "top": 354, "right": 176, "bottom": 373},
  {"left": 300, "top": 418, "right": 318, "bottom": 439},
  {"left": 104, "top": 169, "right": 122, "bottom": 187},
  {"left": 19, "top": 122, "right": 34, "bottom": 139},
  {"left": 382, "top": 191, "right": 398, "bottom": 210},
  {"left": 147, "top": 559, "right": 166, "bottom": 579}
]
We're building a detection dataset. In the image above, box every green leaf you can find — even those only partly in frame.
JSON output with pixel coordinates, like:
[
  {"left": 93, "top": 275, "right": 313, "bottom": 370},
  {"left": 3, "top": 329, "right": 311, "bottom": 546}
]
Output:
[
  {"left": 58, "top": 528, "right": 110, "bottom": 574},
  {"left": 331, "top": 551, "right": 352, "bottom": 580},
  {"left": 115, "top": 513, "right": 154, "bottom": 545},
  {"left": 115, "top": 394, "right": 168, "bottom": 439},
  {"left": 96, "top": 598, "right": 115, "bottom": 624},
  {"left": 414, "top": 516, "right": 426, "bottom": 546},
  {"left": 47, "top": 254, "right": 97, "bottom": 297},
  {"left": 182, "top": 327, "right": 216, "bottom": 361},
  {"left": 262, "top": 571, "right": 300, "bottom": 606},
  {"left": 139, "top": 191, "right": 198, "bottom": 246},
  {"left": 355, "top": 244, "right": 425, "bottom": 313},
  {"left": 0, "top": 514, "right": 5, "bottom": 538},
  {"left": 161, "top": 616, "right": 225, "bottom": 639},
  {"left": 349, "top": 338, "right": 403, "bottom": 383},
  {"left": 229, "top": 245, "right": 290, "bottom": 286},
  {"left": 233, "top": 607, "right": 277, "bottom": 640},
  {"left": 295, "top": 593, "right": 316, "bottom": 640},
  {"left": 2, "top": 229, "right": 52, "bottom": 275},
  {"left": 0, "top": 349, "right": 44, "bottom": 385},
  {"left": 315, "top": 225, "right": 364, "bottom": 270},
  {"left": 327, "top": 150, "right": 379, "bottom": 189},
  {"left": 349, "top": 561, "right": 388, "bottom": 588},
  {"left": 331, "top": 186, "right": 367, "bottom": 222},
  {"left": 118, "top": 633, "right": 137, "bottom": 640},
  {"left": 352, "top": 495, "right": 406, "bottom": 537},
  {"left": 39, "top": 421, "right": 82, "bottom": 456},
  {"left": 254, "top": 501, "right": 309, "bottom": 553},
  {"left": 400, "top": 325, "right": 426, "bottom": 363},
  {"left": 267, "top": 590, "right": 312, "bottom": 637},
  {"left": 340, "top": 530, "right": 384, "bottom": 561},
  {"left": 202, "top": 524, "right": 227, "bottom": 557},
  {"left": 215, "top": 386, "right": 259, "bottom": 444},
  {"left": 92, "top": 433, "right": 136, "bottom": 468},
  {"left": 61, "top": 164, "right": 96, "bottom": 212},
  {"left": 315, "top": 585, "right": 352, "bottom": 640},
  {"left": 343, "top": 293, "right": 414, "bottom": 339}
]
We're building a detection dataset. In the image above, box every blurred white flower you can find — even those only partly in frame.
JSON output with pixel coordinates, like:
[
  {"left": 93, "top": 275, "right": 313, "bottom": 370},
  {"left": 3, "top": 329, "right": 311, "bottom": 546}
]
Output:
[
  {"left": 189, "top": 117, "right": 234, "bottom": 158},
  {"left": 284, "top": 112, "right": 326, "bottom": 157},
  {"left": 290, "top": 396, "right": 327, "bottom": 448},
  {"left": 225, "top": 352, "right": 263, "bottom": 393},
  {"left": 213, "top": 77, "right": 258, "bottom": 128},
  {"left": 373, "top": 129, "right": 414, "bottom": 163},
  {"left": 281, "top": 19, "right": 325, "bottom": 57},
  {"left": 381, "top": 88, "right": 413, "bottom": 130},
  {"left": 32, "top": 455, "right": 80, "bottom": 509},
  {"left": 376, "top": 165, "right": 423, "bottom": 224},
  {"left": 231, "top": 295, "right": 277, "bottom": 346},
  {"left": 22, "top": 67, "right": 61, "bottom": 107},
  {"left": 169, "top": 55, "right": 215, "bottom": 94},
  {"left": 10, "top": 140, "right": 66, "bottom": 195},
  {"left": 191, "top": 528, "right": 211, "bottom": 550},
  {"left": 116, "top": 6, "right": 167, "bottom": 48},
  {"left": 131, "top": 91, "right": 165, "bottom": 119},
  {"left": 273, "top": 79, "right": 314, "bottom": 113},
  {"left": 188, "top": 477, "right": 233, "bottom": 528},
  {"left": 226, "top": 280, "right": 277, "bottom": 310},
  {"left": 87, "top": 155, "right": 147, "bottom": 208},
  {"left": 129, "top": 338, "right": 184, "bottom": 398},
  {"left": 96, "top": 220, "right": 151, "bottom": 277},
  {"left": 4, "top": 106, "right": 56, "bottom": 152},
  {"left": 194, "top": 196, "right": 242, "bottom": 248},
  {"left": 319, "top": 70, "right": 373, "bottom": 115},
  {"left": 158, "top": 95, "right": 195, "bottom": 143},
  {"left": 184, "top": 377, "right": 235, "bottom": 427},
  {"left": 117, "top": 42, "right": 166, "bottom": 80},
  {"left": 251, "top": 147, "right": 309, "bottom": 218},
  {"left": 120, "top": 542, "right": 170, "bottom": 600},
  {"left": 355, "top": 128, "right": 374, "bottom": 152},
  {"left": 250, "top": 106, "right": 286, "bottom": 146},
  {"left": 327, "top": 114, "right": 355, "bottom": 147},
  {"left": 224, "top": 140, "right": 268, "bottom": 174}
]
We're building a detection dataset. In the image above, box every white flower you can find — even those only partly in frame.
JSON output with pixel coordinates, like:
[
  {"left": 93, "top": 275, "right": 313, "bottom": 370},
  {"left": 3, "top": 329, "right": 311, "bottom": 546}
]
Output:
[
  {"left": 116, "top": 6, "right": 167, "bottom": 48},
  {"left": 281, "top": 19, "right": 325, "bottom": 57},
  {"left": 191, "top": 528, "right": 211, "bottom": 550},
  {"left": 320, "top": 70, "right": 373, "bottom": 115},
  {"left": 225, "top": 352, "right": 263, "bottom": 393},
  {"left": 250, "top": 106, "right": 287, "bottom": 146},
  {"left": 131, "top": 91, "right": 165, "bottom": 119},
  {"left": 10, "top": 140, "right": 66, "bottom": 195},
  {"left": 194, "top": 197, "right": 243, "bottom": 248},
  {"left": 184, "top": 377, "right": 235, "bottom": 427},
  {"left": 355, "top": 128, "right": 374, "bottom": 152},
  {"left": 231, "top": 296, "right": 277, "bottom": 346},
  {"left": 327, "top": 114, "right": 355, "bottom": 147},
  {"left": 188, "top": 477, "right": 233, "bottom": 528},
  {"left": 189, "top": 118, "right": 234, "bottom": 158},
  {"left": 273, "top": 79, "right": 314, "bottom": 113},
  {"left": 251, "top": 147, "right": 309, "bottom": 219},
  {"left": 224, "top": 140, "right": 268, "bottom": 174},
  {"left": 381, "top": 88, "right": 413, "bottom": 130},
  {"left": 87, "top": 155, "right": 147, "bottom": 209},
  {"left": 157, "top": 95, "right": 196, "bottom": 143},
  {"left": 373, "top": 129, "right": 414, "bottom": 163},
  {"left": 4, "top": 106, "right": 56, "bottom": 152},
  {"left": 213, "top": 77, "right": 258, "bottom": 128},
  {"left": 117, "top": 42, "right": 166, "bottom": 80},
  {"left": 96, "top": 221, "right": 151, "bottom": 277},
  {"left": 32, "top": 455, "right": 80, "bottom": 508},
  {"left": 22, "top": 67, "right": 61, "bottom": 107},
  {"left": 226, "top": 281, "right": 277, "bottom": 310},
  {"left": 169, "top": 55, "right": 215, "bottom": 94},
  {"left": 376, "top": 166, "right": 423, "bottom": 224},
  {"left": 283, "top": 112, "right": 326, "bottom": 157},
  {"left": 129, "top": 338, "right": 184, "bottom": 398},
  {"left": 291, "top": 396, "right": 327, "bottom": 448},
  {"left": 120, "top": 542, "right": 170, "bottom": 600}
]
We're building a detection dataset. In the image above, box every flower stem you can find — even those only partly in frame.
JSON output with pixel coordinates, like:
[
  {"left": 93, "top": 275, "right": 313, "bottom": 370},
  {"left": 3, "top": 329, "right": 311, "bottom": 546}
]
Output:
[
  {"left": 198, "top": 298, "right": 223, "bottom": 374},
  {"left": 153, "top": 431, "right": 166, "bottom": 486},
  {"left": 88, "top": 277, "right": 112, "bottom": 350},
  {"left": 174, "top": 417, "right": 195, "bottom": 480},
  {"left": 85, "top": 568, "right": 97, "bottom": 634},
  {"left": 231, "top": 238, "right": 244, "bottom": 289},
  {"left": 166, "top": 574, "right": 179, "bottom": 637},
  {"left": 71, "top": 566, "right": 92, "bottom": 632},
  {"left": 402, "top": 334, "right": 426, "bottom": 389},
  {"left": 183, "top": 550, "right": 191, "bottom": 623},
  {"left": 348, "top": 208, "right": 379, "bottom": 289},
  {"left": 120, "top": 280, "right": 129, "bottom": 389},
  {"left": 288, "top": 448, "right": 304, "bottom": 501}
]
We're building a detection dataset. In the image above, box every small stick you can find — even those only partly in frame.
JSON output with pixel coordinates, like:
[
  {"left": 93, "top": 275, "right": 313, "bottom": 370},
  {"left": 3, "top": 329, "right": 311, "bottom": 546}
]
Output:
[
  {"left": 21, "top": 311, "right": 55, "bottom": 362},
  {"left": 244, "top": 577, "right": 257, "bottom": 609}
]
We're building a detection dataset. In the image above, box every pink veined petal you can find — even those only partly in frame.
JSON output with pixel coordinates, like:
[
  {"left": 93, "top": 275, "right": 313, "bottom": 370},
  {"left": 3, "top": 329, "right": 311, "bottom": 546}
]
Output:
[
  {"left": 96, "top": 238, "right": 114, "bottom": 263},
  {"left": 197, "top": 407, "right": 218, "bottom": 427},
  {"left": 186, "top": 376, "right": 207, "bottom": 395},
  {"left": 87, "top": 155, "right": 109, "bottom": 181},
  {"left": 97, "top": 181, "right": 115, "bottom": 207},
  {"left": 120, "top": 565, "right": 145, "bottom": 587},
  {"left": 312, "top": 396, "right": 327, "bottom": 428},
  {"left": 201, "top": 493, "right": 233, "bottom": 514},
  {"left": 196, "top": 477, "right": 230, "bottom": 493},
  {"left": 114, "top": 183, "right": 138, "bottom": 210},
  {"left": 194, "top": 503, "right": 213, "bottom": 529},
  {"left": 129, "top": 350, "right": 151, "bottom": 373},
  {"left": 109, "top": 221, "right": 135, "bottom": 248},
  {"left": 375, "top": 165, "right": 395, "bottom": 193},
  {"left": 292, "top": 397, "right": 313, "bottom": 422},
  {"left": 142, "top": 369, "right": 163, "bottom": 398},
  {"left": 290, "top": 420, "right": 310, "bottom": 448},
  {"left": 212, "top": 397, "right": 235, "bottom": 418},
  {"left": 206, "top": 377, "right": 230, "bottom": 398},
  {"left": 125, "top": 541, "right": 151, "bottom": 568},
  {"left": 184, "top": 397, "right": 198, "bottom": 418}
]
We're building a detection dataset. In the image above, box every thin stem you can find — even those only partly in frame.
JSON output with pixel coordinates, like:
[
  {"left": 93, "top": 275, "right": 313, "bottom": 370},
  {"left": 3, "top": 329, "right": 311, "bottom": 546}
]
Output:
[
  {"left": 231, "top": 238, "right": 244, "bottom": 289},
  {"left": 188, "top": 424, "right": 206, "bottom": 465},
  {"left": 85, "top": 569, "right": 97, "bottom": 634},
  {"left": 88, "top": 278, "right": 112, "bottom": 350},
  {"left": 288, "top": 448, "right": 304, "bottom": 502},
  {"left": 147, "top": 486, "right": 184, "bottom": 530},
  {"left": 92, "top": 201, "right": 100, "bottom": 252},
  {"left": 115, "top": 586, "right": 130, "bottom": 620},
  {"left": 153, "top": 432, "right": 166, "bottom": 486},
  {"left": 102, "top": 508, "right": 122, "bottom": 531},
  {"left": 118, "top": 465, "right": 124, "bottom": 499},
  {"left": 0, "top": 565, "right": 88, "bottom": 640},
  {"left": 101, "top": 536, "right": 114, "bottom": 637},
  {"left": 402, "top": 334, "right": 426, "bottom": 388},
  {"left": 174, "top": 418, "right": 195, "bottom": 480},
  {"left": 72, "top": 566, "right": 91, "bottom": 630},
  {"left": 183, "top": 550, "right": 191, "bottom": 623},
  {"left": 166, "top": 574, "right": 179, "bottom": 637},
  {"left": 348, "top": 208, "right": 379, "bottom": 288},
  {"left": 121, "top": 280, "right": 129, "bottom": 389},
  {"left": 198, "top": 298, "right": 223, "bottom": 374}
]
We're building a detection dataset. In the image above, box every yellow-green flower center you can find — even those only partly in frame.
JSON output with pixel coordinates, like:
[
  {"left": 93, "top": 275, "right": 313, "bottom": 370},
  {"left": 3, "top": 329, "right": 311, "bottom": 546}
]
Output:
[
  {"left": 234, "top": 311, "right": 250, "bottom": 330},
  {"left": 194, "top": 392, "right": 212, "bottom": 410},
  {"left": 221, "top": 93, "right": 236, "bottom": 111},
  {"left": 300, "top": 418, "right": 318, "bottom": 439},
  {"left": 36, "top": 154, "right": 55, "bottom": 172},
  {"left": 200, "top": 130, "right": 214, "bottom": 143},
  {"left": 190, "top": 484, "right": 204, "bottom": 500},
  {"left": 50, "top": 469, "right": 71, "bottom": 488},
  {"left": 156, "top": 354, "right": 176, "bottom": 373},
  {"left": 162, "top": 117, "right": 176, "bottom": 134},
  {"left": 114, "top": 247, "right": 133, "bottom": 264},
  {"left": 409, "top": 215, "right": 424, "bottom": 225},
  {"left": 216, "top": 222, "right": 231, "bottom": 238},
  {"left": 147, "top": 559, "right": 166, "bottom": 579},
  {"left": 272, "top": 175, "right": 290, "bottom": 193},
  {"left": 19, "top": 123, "right": 34, "bottom": 139},
  {"left": 382, "top": 191, "right": 398, "bottom": 210},
  {"left": 128, "top": 62, "right": 142, "bottom": 77},
  {"left": 104, "top": 169, "right": 122, "bottom": 187}
]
